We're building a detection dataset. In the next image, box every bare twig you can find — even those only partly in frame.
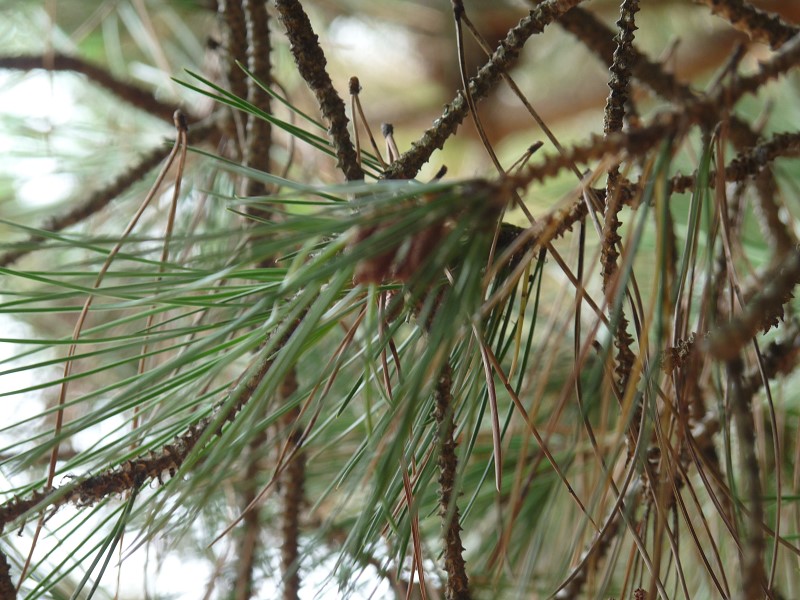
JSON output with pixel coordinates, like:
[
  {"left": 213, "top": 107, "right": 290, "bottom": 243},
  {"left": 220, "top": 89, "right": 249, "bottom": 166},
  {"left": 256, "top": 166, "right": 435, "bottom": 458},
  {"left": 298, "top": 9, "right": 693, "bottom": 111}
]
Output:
[
  {"left": 726, "top": 356, "right": 768, "bottom": 598},
  {"left": 698, "top": 0, "right": 799, "bottom": 49},
  {"left": 434, "top": 362, "right": 471, "bottom": 600},
  {"left": 0, "top": 54, "right": 192, "bottom": 123},
  {"left": 279, "top": 371, "right": 304, "bottom": 600},
  {"left": 383, "top": 0, "right": 585, "bottom": 180},
  {"left": 0, "top": 352, "right": 274, "bottom": 531},
  {"left": 234, "top": 429, "right": 269, "bottom": 600},
  {"left": 0, "top": 549, "right": 13, "bottom": 600},
  {"left": 274, "top": 0, "right": 363, "bottom": 181},
  {"left": 219, "top": 0, "right": 249, "bottom": 155},
  {"left": 600, "top": 0, "right": 639, "bottom": 294},
  {"left": 0, "top": 117, "right": 219, "bottom": 268},
  {"left": 706, "top": 247, "right": 800, "bottom": 361},
  {"left": 243, "top": 0, "right": 272, "bottom": 197}
]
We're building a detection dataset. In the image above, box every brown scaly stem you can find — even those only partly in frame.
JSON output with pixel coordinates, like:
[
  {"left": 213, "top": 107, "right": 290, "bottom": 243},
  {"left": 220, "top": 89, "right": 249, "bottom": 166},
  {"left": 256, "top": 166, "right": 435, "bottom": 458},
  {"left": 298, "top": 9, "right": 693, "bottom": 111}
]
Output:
[
  {"left": 243, "top": 0, "right": 272, "bottom": 198},
  {"left": 219, "top": 0, "right": 249, "bottom": 156},
  {"left": 0, "top": 54, "right": 193, "bottom": 124},
  {"left": 668, "top": 131, "right": 800, "bottom": 193},
  {"left": 383, "top": 0, "right": 585, "bottom": 181},
  {"left": 560, "top": 5, "right": 797, "bottom": 259},
  {"left": 0, "top": 352, "right": 274, "bottom": 531},
  {"left": 234, "top": 429, "right": 269, "bottom": 600},
  {"left": 280, "top": 367, "right": 304, "bottom": 600},
  {"left": 600, "top": 1, "right": 640, "bottom": 408},
  {"left": 0, "top": 549, "right": 13, "bottom": 600},
  {"left": 698, "top": 0, "right": 799, "bottom": 49},
  {"left": 559, "top": 6, "right": 694, "bottom": 103},
  {"left": 434, "top": 362, "right": 471, "bottom": 600},
  {"left": 510, "top": 27, "right": 800, "bottom": 194},
  {"left": 274, "top": 0, "right": 363, "bottom": 182},
  {"left": 600, "top": 0, "right": 639, "bottom": 295},
  {"left": 706, "top": 246, "right": 800, "bottom": 361},
  {"left": 0, "top": 117, "right": 219, "bottom": 268},
  {"left": 726, "top": 356, "right": 769, "bottom": 598}
]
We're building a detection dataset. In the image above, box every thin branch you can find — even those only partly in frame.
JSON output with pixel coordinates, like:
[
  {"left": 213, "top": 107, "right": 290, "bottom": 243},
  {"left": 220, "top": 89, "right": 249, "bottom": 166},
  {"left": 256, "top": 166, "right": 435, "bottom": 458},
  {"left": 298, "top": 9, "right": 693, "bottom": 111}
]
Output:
[
  {"left": 510, "top": 31, "right": 800, "bottom": 193},
  {"left": 219, "top": 0, "right": 249, "bottom": 155},
  {"left": 667, "top": 130, "right": 800, "bottom": 193},
  {"left": 274, "top": 0, "right": 363, "bottom": 181},
  {"left": 434, "top": 362, "right": 471, "bottom": 600},
  {"left": 234, "top": 429, "right": 269, "bottom": 600},
  {"left": 600, "top": 0, "right": 639, "bottom": 294},
  {"left": 706, "top": 246, "right": 800, "bottom": 361},
  {"left": 0, "top": 117, "right": 219, "bottom": 268},
  {"left": 560, "top": 4, "right": 797, "bottom": 260},
  {"left": 726, "top": 355, "right": 768, "bottom": 597},
  {"left": 0, "top": 549, "right": 13, "bottom": 600},
  {"left": 243, "top": 0, "right": 272, "bottom": 197},
  {"left": 698, "top": 0, "right": 799, "bottom": 49},
  {"left": 280, "top": 369, "right": 304, "bottom": 600},
  {"left": 0, "top": 352, "right": 274, "bottom": 531},
  {"left": 0, "top": 54, "right": 191, "bottom": 123},
  {"left": 558, "top": 7, "right": 694, "bottom": 103},
  {"left": 383, "top": 0, "right": 585, "bottom": 180}
]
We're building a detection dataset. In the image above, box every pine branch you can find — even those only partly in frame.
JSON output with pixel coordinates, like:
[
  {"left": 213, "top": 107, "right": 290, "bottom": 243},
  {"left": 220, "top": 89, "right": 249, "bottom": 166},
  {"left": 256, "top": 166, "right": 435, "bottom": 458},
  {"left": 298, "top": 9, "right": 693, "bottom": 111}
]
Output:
[
  {"left": 0, "top": 549, "right": 13, "bottom": 600},
  {"left": 434, "top": 362, "right": 471, "bottom": 600},
  {"left": 274, "top": 0, "right": 363, "bottom": 182},
  {"left": 383, "top": 0, "right": 585, "bottom": 180},
  {"left": 0, "top": 351, "right": 274, "bottom": 531},
  {"left": 698, "top": 0, "right": 799, "bottom": 49},
  {"left": 0, "top": 54, "right": 192, "bottom": 123},
  {"left": 669, "top": 131, "right": 800, "bottom": 193},
  {"left": 243, "top": 0, "right": 272, "bottom": 198},
  {"left": 706, "top": 247, "right": 800, "bottom": 361},
  {"left": 511, "top": 34, "right": 800, "bottom": 193},
  {"left": 234, "top": 429, "right": 269, "bottom": 600},
  {"left": 560, "top": 5, "right": 797, "bottom": 260},
  {"left": 0, "top": 117, "right": 219, "bottom": 267},
  {"left": 601, "top": 0, "right": 639, "bottom": 294},
  {"left": 726, "top": 356, "right": 768, "bottom": 597},
  {"left": 219, "top": 0, "right": 250, "bottom": 156},
  {"left": 280, "top": 368, "right": 304, "bottom": 600}
]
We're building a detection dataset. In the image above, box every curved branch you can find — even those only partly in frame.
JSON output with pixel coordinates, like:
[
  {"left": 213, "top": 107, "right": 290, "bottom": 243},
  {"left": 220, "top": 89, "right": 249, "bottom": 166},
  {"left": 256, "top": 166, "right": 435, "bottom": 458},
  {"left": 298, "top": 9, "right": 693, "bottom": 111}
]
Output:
[
  {"left": 0, "top": 117, "right": 219, "bottom": 268},
  {"left": 698, "top": 0, "right": 799, "bottom": 49},
  {"left": 274, "top": 0, "right": 363, "bottom": 182},
  {"left": 383, "top": 0, "right": 585, "bottom": 180},
  {"left": 0, "top": 350, "right": 273, "bottom": 531},
  {"left": 0, "top": 54, "right": 192, "bottom": 123}
]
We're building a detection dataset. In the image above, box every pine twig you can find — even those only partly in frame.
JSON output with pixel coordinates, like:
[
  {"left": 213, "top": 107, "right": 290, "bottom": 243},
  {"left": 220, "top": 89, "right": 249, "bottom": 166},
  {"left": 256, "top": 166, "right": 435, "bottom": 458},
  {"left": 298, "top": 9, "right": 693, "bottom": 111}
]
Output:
[
  {"left": 669, "top": 131, "right": 800, "bottom": 193},
  {"left": 219, "top": 0, "right": 249, "bottom": 156},
  {"left": 0, "top": 351, "right": 273, "bottom": 531},
  {"left": 383, "top": 0, "right": 585, "bottom": 180},
  {"left": 601, "top": 0, "right": 639, "bottom": 295},
  {"left": 0, "top": 54, "right": 192, "bottom": 123},
  {"left": 243, "top": 0, "right": 272, "bottom": 198},
  {"left": 234, "top": 429, "right": 269, "bottom": 600},
  {"left": 0, "top": 117, "right": 219, "bottom": 268},
  {"left": 0, "top": 549, "right": 13, "bottom": 600},
  {"left": 560, "top": 4, "right": 797, "bottom": 260},
  {"left": 726, "top": 356, "right": 769, "bottom": 598},
  {"left": 698, "top": 0, "right": 799, "bottom": 49},
  {"left": 707, "top": 247, "right": 800, "bottom": 361},
  {"left": 434, "top": 362, "right": 471, "bottom": 600},
  {"left": 274, "top": 0, "right": 363, "bottom": 182},
  {"left": 280, "top": 368, "right": 304, "bottom": 600}
]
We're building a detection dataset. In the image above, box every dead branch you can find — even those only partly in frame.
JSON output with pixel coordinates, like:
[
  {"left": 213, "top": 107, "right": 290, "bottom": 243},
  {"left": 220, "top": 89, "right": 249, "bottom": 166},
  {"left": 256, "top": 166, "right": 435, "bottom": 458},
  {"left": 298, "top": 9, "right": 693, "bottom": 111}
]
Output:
[
  {"left": 383, "top": 0, "right": 586, "bottom": 180},
  {"left": 274, "top": 0, "right": 363, "bottom": 182},
  {"left": 0, "top": 54, "right": 192, "bottom": 124}
]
